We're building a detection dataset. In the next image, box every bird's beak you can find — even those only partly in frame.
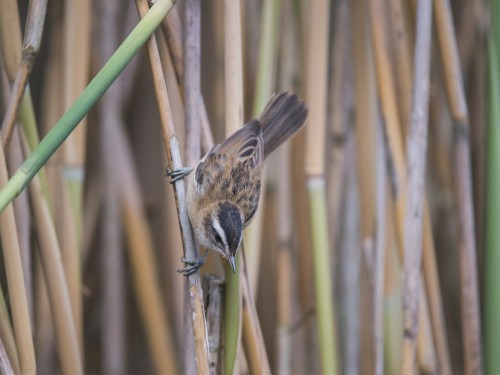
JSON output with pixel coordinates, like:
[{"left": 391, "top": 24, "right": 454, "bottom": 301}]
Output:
[{"left": 228, "top": 255, "right": 236, "bottom": 273}]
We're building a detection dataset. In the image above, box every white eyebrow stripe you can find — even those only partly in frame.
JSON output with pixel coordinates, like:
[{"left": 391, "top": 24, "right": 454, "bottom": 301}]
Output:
[{"left": 212, "top": 217, "right": 229, "bottom": 252}]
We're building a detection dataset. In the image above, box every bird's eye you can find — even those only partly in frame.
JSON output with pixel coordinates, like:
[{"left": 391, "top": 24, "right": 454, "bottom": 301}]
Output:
[{"left": 214, "top": 233, "right": 222, "bottom": 244}]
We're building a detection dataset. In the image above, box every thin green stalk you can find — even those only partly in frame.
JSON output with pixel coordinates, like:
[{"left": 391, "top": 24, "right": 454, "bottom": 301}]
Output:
[
  {"left": 308, "top": 177, "right": 338, "bottom": 375},
  {"left": 224, "top": 253, "right": 241, "bottom": 375},
  {"left": 0, "top": 0, "right": 175, "bottom": 213},
  {"left": 485, "top": 35, "right": 500, "bottom": 375}
]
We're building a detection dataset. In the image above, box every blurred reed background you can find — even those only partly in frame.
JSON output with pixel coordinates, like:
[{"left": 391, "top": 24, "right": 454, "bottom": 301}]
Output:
[{"left": 0, "top": 0, "right": 497, "bottom": 374}]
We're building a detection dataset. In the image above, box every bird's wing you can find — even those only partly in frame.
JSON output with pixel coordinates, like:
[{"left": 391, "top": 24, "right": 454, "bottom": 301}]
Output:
[{"left": 194, "top": 119, "right": 263, "bottom": 194}]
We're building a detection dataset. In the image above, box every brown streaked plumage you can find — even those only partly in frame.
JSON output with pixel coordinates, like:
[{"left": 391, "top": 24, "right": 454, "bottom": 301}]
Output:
[{"left": 171, "top": 92, "right": 308, "bottom": 274}]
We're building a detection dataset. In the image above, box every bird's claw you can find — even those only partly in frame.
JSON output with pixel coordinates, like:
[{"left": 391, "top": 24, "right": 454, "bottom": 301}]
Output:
[
  {"left": 166, "top": 167, "right": 194, "bottom": 184},
  {"left": 177, "top": 251, "right": 208, "bottom": 276}
]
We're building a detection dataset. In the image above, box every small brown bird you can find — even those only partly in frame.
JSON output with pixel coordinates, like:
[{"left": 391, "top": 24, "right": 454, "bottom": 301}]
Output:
[{"left": 168, "top": 92, "right": 308, "bottom": 274}]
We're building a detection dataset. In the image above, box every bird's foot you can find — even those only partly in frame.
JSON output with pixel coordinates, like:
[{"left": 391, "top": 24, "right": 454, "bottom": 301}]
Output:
[
  {"left": 166, "top": 167, "right": 194, "bottom": 183},
  {"left": 177, "top": 251, "right": 208, "bottom": 276}
]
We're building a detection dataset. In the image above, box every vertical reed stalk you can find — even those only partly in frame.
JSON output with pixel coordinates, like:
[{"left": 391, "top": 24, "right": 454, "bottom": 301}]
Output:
[
  {"left": 305, "top": 1, "right": 337, "bottom": 374},
  {"left": 223, "top": 0, "right": 244, "bottom": 373},
  {"left": 401, "top": 0, "right": 433, "bottom": 373}
]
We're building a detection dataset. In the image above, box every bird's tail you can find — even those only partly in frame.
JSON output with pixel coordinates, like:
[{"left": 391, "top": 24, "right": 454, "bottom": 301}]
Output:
[{"left": 259, "top": 92, "right": 308, "bottom": 158}]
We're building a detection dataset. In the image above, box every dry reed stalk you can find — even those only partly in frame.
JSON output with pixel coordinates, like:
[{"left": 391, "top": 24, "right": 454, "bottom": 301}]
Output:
[
  {"left": 401, "top": 0, "right": 433, "bottom": 373},
  {"left": 58, "top": 0, "right": 91, "bottom": 350},
  {"left": 224, "top": 0, "right": 244, "bottom": 138},
  {"left": 136, "top": 1, "right": 210, "bottom": 372},
  {"left": 350, "top": 1, "right": 378, "bottom": 373},
  {"left": 62, "top": 0, "right": 91, "bottom": 166},
  {"left": 1, "top": 0, "right": 48, "bottom": 146},
  {"left": 0, "top": 0, "right": 22, "bottom": 81},
  {"left": 204, "top": 275, "right": 224, "bottom": 374},
  {"left": 241, "top": 254, "right": 272, "bottom": 374},
  {"left": 434, "top": 0, "right": 483, "bottom": 372},
  {"left": 158, "top": 36, "right": 188, "bottom": 345},
  {"left": 351, "top": 0, "right": 377, "bottom": 245},
  {"left": 183, "top": 0, "right": 201, "bottom": 167},
  {"left": 160, "top": 7, "right": 215, "bottom": 154},
  {"left": 367, "top": 0, "right": 407, "bottom": 249},
  {"left": 7, "top": 129, "right": 33, "bottom": 325},
  {"left": 28, "top": 169, "right": 82, "bottom": 374},
  {"left": 388, "top": 0, "right": 413, "bottom": 130},
  {"left": 417, "top": 289, "right": 437, "bottom": 373},
  {"left": 183, "top": 0, "right": 202, "bottom": 371},
  {"left": 0, "top": 117, "right": 36, "bottom": 375}
]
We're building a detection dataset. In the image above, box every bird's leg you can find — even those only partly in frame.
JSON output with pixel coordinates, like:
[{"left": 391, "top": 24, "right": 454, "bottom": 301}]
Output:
[
  {"left": 177, "top": 250, "right": 209, "bottom": 276},
  {"left": 165, "top": 167, "right": 194, "bottom": 183}
]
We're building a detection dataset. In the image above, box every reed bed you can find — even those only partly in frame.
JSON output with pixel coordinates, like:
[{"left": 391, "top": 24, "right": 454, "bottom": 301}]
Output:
[{"left": 0, "top": 0, "right": 495, "bottom": 374}]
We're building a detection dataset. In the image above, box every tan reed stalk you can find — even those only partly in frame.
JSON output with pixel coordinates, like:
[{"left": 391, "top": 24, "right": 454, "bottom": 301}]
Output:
[
  {"left": 351, "top": 0, "right": 377, "bottom": 241},
  {"left": 417, "top": 290, "right": 437, "bottom": 373},
  {"left": 57, "top": 0, "right": 92, "bottom": 350},
  {"left": 0, "top": 88, "right": 36, "bottom": 375},
  {"left": 434, "top": 0, "right": 483, "bottom": 372},
  {"left": 27, "top": 163, "right": 82, "bottom": 374},
  {"left": 388, "top": 0, "right": 413, "bottom": 130},
  {"left": 62, "top": 0, "right": 91, "bottom": 168},
  {"left": 1, "top": 0, "right": 48, "bottom": 146},
  {"left": 223, "top": 0, "right": 244, "bottom": 374},
  {"left": 136, "top": 1, "right": 210, "bottom": 373},
  {"left": 160, "top": 7, "right": 215, "bottom": 154},
  {"left": 351, "top": 0, "right": 378, "bottom": 372},
  {"left": 0, "top": 0, "right": 22, "bottom": 81},
  {"left": 400, "top": 0, "right": 433, "bottom": 372},
  {"left": 305, "top": 1, "right": 338, "bottom": 374},
  {"left": 7, "top": 129, "right": 33, "bottom": 326},
  {"left": 157, "top": 35, "right": 187, "bottom": 346},
  {"left": 367, "top": 0, "right": 407, "bottom": 249}
]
